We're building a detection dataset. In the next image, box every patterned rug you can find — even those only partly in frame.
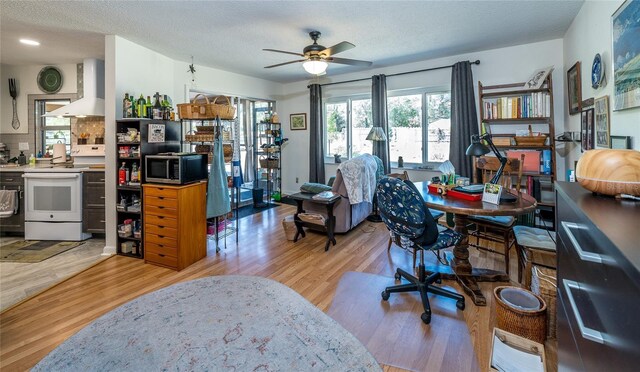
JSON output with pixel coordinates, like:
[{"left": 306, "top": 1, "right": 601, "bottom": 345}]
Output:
[
  {"left": 328, "top": 272, "right": 480, "bottom": 372},
  {"left": 0, "top": 240, "right": 85, "bottom": 263},
  {"left": 34, "top": 275, "right": 381, "bottom": 371}
]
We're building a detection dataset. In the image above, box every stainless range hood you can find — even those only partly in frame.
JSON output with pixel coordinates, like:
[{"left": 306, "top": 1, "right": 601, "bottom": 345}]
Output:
[{"left": 44, "top": 58, "right": 105, "bottom": 117}]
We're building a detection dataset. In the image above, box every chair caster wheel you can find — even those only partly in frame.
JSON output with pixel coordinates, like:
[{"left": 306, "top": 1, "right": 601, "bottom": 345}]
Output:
[
  {"left": 381, "top": 290, "right": 390, "bottom": 301},
  {"left": 456, "top": 299, "right": 465, "bottom": 310},
  {"left": 421, "top": 312, "right": 431, "bottom": 324},
  {"left": 435, "top": 278, "right": 442, "bottom": 284},
  {"left": 394, "top": 272, "right": 401, "bottom": 281}
]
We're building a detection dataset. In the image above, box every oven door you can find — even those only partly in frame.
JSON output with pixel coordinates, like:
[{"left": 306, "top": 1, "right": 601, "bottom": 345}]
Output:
[{"left": 22, "top": 173, "right": 83, "bottom": 222}]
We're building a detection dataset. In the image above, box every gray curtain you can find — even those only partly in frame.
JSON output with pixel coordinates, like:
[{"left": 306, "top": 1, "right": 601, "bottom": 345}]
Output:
[
  {"left": 309, "top": 84, "right": 325, "bottom": 183},
  {"left": 371, "top": 74, "right": 390, "bottom": 174},
  {"left": 449, "top": 61, "right": 479, "bottom": 178}
]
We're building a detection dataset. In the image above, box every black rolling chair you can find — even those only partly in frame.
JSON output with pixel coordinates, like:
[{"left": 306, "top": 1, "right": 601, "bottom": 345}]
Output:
[{"left": 377, "top": 176, "right": 465, "bottom": 324}]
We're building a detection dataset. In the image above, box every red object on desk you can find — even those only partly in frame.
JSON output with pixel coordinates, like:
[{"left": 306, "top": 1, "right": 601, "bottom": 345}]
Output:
[{"left": 427, "top": 184, "right": 483, "bottom": 201}]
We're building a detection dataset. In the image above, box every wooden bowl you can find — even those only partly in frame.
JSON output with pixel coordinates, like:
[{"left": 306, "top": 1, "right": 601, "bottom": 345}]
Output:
[{"left": 576, "top": 149, "right": 640, "bottom": 196}]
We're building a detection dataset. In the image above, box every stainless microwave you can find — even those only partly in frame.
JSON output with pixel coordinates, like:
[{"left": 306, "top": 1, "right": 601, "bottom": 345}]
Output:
[{"left": 145, "top": 153, "right": 208, "bottom": 184}]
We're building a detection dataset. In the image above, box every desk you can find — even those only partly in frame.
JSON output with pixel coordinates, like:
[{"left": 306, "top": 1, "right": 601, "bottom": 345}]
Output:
[
  {"left": 413, "top": 182, "right": 537, "bottom": 306},
  {"left": 289, "top": 192, "right": 341, "bottom": 251}
]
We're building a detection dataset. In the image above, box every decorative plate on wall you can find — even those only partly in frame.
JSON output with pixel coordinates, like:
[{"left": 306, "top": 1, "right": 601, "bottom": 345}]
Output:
[
  {"left": 37, "top": 66, "right": 63, "bottom": 93},
  {"left": 591, "top": 53, "right": 605, "bottom": 89}
]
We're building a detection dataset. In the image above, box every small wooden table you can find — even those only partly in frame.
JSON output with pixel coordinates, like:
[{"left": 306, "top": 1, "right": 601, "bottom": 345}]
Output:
[
  {"left": 289, "top": 192, "right": 341, "bottom": 252},
  {"left": 413, "top": 182, "right": 537, "bottom": 306}
]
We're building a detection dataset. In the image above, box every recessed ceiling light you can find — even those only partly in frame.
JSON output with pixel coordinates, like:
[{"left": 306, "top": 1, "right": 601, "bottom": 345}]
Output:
[{"left": 20, "top": 39, "right": 40, "bottom": 46}]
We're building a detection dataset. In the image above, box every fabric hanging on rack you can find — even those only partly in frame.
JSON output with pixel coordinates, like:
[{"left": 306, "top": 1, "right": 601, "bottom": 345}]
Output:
[{"left": 206, "top": 136, "right": 231, "bottom": 218}]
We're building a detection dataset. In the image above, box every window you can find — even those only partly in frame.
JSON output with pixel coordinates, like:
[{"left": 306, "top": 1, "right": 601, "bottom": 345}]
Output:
[
  {"left": 36, "top": 100, "right": 71, "bottom": 155},
  {"left": 323, "top": 89, "right": 450, "bottom": 165}
]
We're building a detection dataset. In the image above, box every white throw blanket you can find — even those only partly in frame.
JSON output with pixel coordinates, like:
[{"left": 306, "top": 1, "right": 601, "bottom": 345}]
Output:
[
  {"left": 0, "top": 190, "right": 18, "bottom": 218},
  {"left": 337, "top": 154, "right": 378, "bottom": 204}
]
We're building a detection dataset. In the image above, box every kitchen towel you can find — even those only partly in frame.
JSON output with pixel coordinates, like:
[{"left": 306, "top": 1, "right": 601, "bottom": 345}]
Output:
[{"left": 0, "top": 190, "right": 18, "bottom": 218}]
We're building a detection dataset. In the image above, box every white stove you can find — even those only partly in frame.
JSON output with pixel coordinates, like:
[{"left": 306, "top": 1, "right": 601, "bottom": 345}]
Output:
[{"left": 71, "top": 144, "right": 105, "bottom": 165}]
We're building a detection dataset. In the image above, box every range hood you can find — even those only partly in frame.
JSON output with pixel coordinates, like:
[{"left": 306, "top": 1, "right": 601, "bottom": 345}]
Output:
[{"left": 44, "top": 58, "right": 105, "bottom": 117}]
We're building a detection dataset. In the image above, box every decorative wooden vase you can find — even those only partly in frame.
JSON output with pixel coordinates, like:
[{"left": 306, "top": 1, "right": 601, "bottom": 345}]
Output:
[{"left": 576, "top": 149, "right": 640, "bottom": 196}]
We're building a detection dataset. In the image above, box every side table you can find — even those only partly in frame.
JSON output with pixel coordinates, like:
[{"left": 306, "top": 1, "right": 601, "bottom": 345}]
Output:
[{"left": 288, "top": 192, "right": 341, "bottom": 252}]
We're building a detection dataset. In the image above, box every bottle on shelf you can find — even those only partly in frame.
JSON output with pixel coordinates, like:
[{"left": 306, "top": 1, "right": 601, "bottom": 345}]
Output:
[
  {"left": 118, "top": 162, "right": 127, "bottom": 185},
  {"left": 153, "top": 92, "right": 162, "bottom": 119},
  {"left": 146, "top": 96, "right": 153, "bottom": 118},
  {"left": 162, "top": 95, "right": 171, "bottom": 120},
  {"left": 29, "top": 153, "right": 35, "bottom": 165},
  {"left": 136, "top": 95, "right": 146, "bottom": 119},
  {"left": 131, "top": 163, "right": 139, "bottom": 183},
  {"left": 123, "top": 93, "right": 133, "bottom": 118}
]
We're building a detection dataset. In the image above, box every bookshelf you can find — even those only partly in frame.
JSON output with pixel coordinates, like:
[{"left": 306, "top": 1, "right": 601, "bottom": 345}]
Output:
[{"left": 478, "top": 75, "right": 556, "bottom": 228}]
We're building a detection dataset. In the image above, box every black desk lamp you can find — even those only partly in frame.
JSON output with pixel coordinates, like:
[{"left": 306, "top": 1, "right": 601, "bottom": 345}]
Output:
[{"left": 465, "top": 133, "right": 517, "bottom": 203}]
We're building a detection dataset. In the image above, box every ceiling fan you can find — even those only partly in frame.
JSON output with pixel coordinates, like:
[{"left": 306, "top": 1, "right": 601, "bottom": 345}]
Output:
[{"left": 263, "top": 31, "right": 372, "bottom": 75}]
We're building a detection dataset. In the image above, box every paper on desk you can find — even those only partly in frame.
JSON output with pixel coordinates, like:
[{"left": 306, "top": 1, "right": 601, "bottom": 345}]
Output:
[
  {"left": 491, "top": 335, "right": 544, "bottom": 372},
  {"left": 438, "top": 160, "right": 455, "bottom": 175}
]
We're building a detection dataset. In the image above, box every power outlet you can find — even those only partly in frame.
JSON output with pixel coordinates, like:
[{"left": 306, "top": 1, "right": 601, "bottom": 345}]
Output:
[{"left": 295, "top": 177, "right": 299, "bottom": 184}]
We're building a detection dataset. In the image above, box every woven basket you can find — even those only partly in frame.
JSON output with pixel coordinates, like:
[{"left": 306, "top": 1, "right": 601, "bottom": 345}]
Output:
[
  {"left": 177, "top": 94, "right": 236, "bottom": 120},
  {"left": 259, "top": 157, "right": 279, "bottom": 168},
  {"left": 282, "top": 215, "right": 297, "bottom": 241},
  {"left": 494, "top": 286, "right": 547, "bottom": 344},
  {"left": 514, "top": 135, "right": 547, "bottom": 146},
  {"left": 531, "top": 265, "right": 557, "bottom": 339},
  {"left": 185, "top": 133, "right": 215, "bottom": 142}
]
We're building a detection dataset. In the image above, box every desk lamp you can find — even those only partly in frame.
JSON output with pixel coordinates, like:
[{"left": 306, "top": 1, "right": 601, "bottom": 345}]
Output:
[
  {"left": 366, "top": 127, "right": 388, "bottom": 222},
  {"left": 465, "top": 133, "right": 516, "bottom": 203}
]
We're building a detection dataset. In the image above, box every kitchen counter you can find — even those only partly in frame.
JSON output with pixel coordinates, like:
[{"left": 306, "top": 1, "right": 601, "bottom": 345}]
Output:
[{"left": 0, "top": 164, "right": 105, "bottom": 173}]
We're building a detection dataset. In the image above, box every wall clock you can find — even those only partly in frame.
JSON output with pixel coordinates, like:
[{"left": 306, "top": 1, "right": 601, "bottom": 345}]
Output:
[
  {"left": 37, "top": 66, "right": 63, "bottom": 94},
  {"left": 591, "top": 53, "right": 605, "bottom": 89}
]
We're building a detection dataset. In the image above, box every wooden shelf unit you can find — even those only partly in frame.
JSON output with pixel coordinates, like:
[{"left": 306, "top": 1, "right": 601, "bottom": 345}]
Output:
[{"left": 255, "top": 121, "right": 282, "bottom": 203}]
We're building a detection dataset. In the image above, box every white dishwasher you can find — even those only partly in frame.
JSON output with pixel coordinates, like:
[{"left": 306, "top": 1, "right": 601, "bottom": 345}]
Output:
[{"left": 22, "top": 168, "right": 91, "bottom": 241}]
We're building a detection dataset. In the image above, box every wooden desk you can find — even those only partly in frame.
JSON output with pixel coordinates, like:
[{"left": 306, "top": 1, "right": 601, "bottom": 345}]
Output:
[
  {"left": 289, "top": 192, "right": 341, "bottom": 252},
  {"left": 413, "top": 182, "right": 537, "bottom": 306}
]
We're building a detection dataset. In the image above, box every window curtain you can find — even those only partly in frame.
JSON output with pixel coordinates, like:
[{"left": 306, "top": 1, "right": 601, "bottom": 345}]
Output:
[
  {"left": 449, "top": 61, "right": 479, "bottom": 178},
  {"left": 309, "top": 83, "right": 325, "bottom": 183},
  {"left": 371, "top": 74, "right": 390, "bottom": 174}
]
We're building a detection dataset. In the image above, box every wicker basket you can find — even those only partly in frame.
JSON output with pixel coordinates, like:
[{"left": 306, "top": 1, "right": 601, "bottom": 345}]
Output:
[
  {"left": 514, "top": 124, "right": 548, "bottom": 146},
  {"left": 177, "top": 94, "right": 236, "bottom": 120},
  {"left": 494, "top": 286, "right": 547, "bottom": 344},
  {"left": 259, "top": 157, "right": 279, "bottom": 168},
  {"left": 531, "top": 265, "right": 557, "bottom": 339},
  {"left": 185, "top": 133, "right": 215, "bottom": 142},
  {"left": 282, "top": 215, "right": 297, "bottom": 241}
]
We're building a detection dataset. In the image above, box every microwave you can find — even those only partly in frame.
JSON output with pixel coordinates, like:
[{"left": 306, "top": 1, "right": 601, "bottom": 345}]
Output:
[{"left": 145, "top": 153, "right": 208, "bottom": 184}]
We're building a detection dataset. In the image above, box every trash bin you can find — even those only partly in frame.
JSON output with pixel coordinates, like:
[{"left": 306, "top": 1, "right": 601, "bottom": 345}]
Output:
[
  {"left": 494, "top": 286, "right": 547, "bottom": 344},
  {"left": 252, "top": 188, "right": 265, "bottom": 207},
  {"left": 282, "top": 215, "right": 296, "bottom": 241}
]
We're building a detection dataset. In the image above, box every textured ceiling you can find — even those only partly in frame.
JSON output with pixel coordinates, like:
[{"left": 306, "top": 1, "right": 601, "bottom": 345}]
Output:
[{"left": 0, "top": 1, "right": 584, "bottom": 83}]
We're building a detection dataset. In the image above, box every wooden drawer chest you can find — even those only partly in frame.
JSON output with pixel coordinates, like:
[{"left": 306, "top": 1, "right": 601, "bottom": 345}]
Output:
[{"left": 142, "top": 182, "right": 207, "bottom": 270}]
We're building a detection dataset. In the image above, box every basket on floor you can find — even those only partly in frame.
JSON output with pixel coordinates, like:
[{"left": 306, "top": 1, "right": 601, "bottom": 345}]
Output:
[
  {"left": 282, "top": 215, "right": 296, "bottom": 241},
  {"left": 494, "top": 286, "right": 547, "bottom": 344},
  {"left": 531, "top": 265, "right": 557, "bottom": 339}
]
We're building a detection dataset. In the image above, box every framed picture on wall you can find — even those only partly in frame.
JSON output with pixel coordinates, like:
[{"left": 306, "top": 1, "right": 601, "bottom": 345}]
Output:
[
  {"left": 581, "top": 108, "right": 594, "bottom": 152},
  {"left": 290, "top": 113, "right": 307, "bottom": 130},
  {"left": 594, "top": 96, "right": 610, "bottom": 148},
  {"left": 611, "top": 0, "right": 640, "bottom": 111},
  {"left": 610, "top": 135, "right": 632, "bottom": 149},
  {"left": 567, "top": 62, "right": 582, "bottom": 115}
]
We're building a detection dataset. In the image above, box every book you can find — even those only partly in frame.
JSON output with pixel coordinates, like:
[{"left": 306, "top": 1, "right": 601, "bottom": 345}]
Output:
[
  {"left": 541, "top": 150, "right": 551, "bottom": 174},
  {"left": 312, "top": 191, "right": 339, "bottom": 201}
]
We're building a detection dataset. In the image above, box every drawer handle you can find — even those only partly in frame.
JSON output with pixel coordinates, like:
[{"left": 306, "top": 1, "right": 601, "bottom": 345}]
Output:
[
  {"left": 158, "top": 196, "right": 165, "bottom": 200},
  {"left": 159, "top": 253, "right": 165, "bottom": 257},
  {"left": 158, "top": 235, "right": 164, "bottom": 238},
  {"left": 157, "top": 216, "right": 164, "bottom": 219},
  {"left": 157, "top": 226, "right": 164, "bottom": 229},
  {"left": 158, "top": 206, "right": 165, "bottom": 209},
  {"left": 100, "top": 220, "right": 106, "bottom": 223},
  {"left": 158, "top": 244, "right": 164, "bottom": 248},
  {"left": 100, "top": 196, "right": 105, "bottom": 199},
  {"left": 100, "top": 178, "right": 105, "bottom": 182},
  {"left": 562, "top": 279, "right": 605, "bottom": 344},
  {"left": 561, "top": 222, "right": 605, "bottom": 263},
  {"left": 5, "top": 178, "right": 14, "bottom": 181}
]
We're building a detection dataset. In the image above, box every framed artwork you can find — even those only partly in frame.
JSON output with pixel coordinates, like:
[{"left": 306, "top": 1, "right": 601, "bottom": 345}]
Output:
[
  {"left": 610, "top": 135, "right": 632, "bottom": 149},
  {"left": 567, "top": 62, "right": 582, "bottom": 115},
  {"left": 148, "top": 123, "right": 165, "bottom": 143},
  {"left": 581, "top": 108, "right": 594, "bottom": 152},
  {"left": 290, "top": 113, "right": 307, "bottom": 130},
  {"left": 594, "top": 96, "right": 610, "bottom": 148},
  {"left": 612, "top": 0, "right": 640, "bottom": 111},
  {"left": 524, "top": 66, "right": 554, "bottom": 89}
]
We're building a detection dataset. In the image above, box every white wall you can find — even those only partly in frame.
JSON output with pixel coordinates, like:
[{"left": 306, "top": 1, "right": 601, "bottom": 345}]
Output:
[
  {"left": 278, "top": 39, "right": 565, "bottom": 195},
  {"left": 563, "top": 0, "right": 639, "bottom": 173},
  {"left": 1, "top": 63, "right": 77, "bottom": 134}
]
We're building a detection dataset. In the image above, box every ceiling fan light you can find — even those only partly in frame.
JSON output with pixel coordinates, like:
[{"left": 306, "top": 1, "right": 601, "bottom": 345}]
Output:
[{"left": 303, "top": 60, "right": 328, "bottom": 75}]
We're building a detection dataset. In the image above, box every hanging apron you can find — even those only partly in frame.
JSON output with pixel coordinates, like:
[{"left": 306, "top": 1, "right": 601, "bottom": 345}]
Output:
[{"left": 206, "top": 137, "right": 231, "bottom": 218}]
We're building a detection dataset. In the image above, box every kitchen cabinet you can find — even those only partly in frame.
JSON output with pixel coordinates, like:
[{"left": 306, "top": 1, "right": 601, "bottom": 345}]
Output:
[
  {"left": 83, "top": 171, "right": 105, "bottom": 233},
  {"left": 142, "top": 182, "right": 206, "bottom": 270},
  {"left": 0, "top": 172, "right": 24, "bottom": 234}
]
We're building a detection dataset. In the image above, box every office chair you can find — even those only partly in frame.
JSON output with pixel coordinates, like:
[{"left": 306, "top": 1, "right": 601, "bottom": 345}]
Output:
[{"left": 377, "top": 176, "right": 465, "bottom": 324}]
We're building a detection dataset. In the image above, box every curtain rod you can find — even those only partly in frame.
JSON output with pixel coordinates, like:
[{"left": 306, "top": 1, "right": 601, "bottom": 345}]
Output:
[{"left": 308, "top": 59, "right": 480, "bottom": 88}]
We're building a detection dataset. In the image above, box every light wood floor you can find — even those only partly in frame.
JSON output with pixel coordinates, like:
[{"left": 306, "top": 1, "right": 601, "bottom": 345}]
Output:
[
  {"left": 0, "top": 237, "right": 109, "bottom": 312},
  {"left": 0, "top": 204, "right": 556, "bottom": 371}
]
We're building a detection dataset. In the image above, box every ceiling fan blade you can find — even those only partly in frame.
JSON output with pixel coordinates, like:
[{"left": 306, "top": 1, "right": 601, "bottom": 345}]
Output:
[
  {"left": 264, "top": 60, "right": 306, "bottom": 69},
  {"left": 327, "top": 57, "right": 372, "bottom": 67},
  {"left": 263, "top": 48, "right": 304, "bottom": 57},
  {"left": 320, "top": 41, "right": 355, "bottom": 57}
]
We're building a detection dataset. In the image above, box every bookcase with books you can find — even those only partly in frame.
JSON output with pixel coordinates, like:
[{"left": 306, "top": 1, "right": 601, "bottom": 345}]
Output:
[{"left": 478, "top": 75, "right": 556, "bottom": 228}]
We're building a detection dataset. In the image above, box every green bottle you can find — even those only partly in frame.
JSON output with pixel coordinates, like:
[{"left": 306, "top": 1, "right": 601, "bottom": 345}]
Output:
[{"left": 136, "top": 95, "right": 146, "bottom": 118}]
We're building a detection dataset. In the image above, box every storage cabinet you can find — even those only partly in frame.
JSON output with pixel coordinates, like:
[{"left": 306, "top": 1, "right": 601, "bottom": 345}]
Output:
[
  {"left": 255, "top": 120, "right": 282, "bottom": 203},
  {"left": 0, "top": 172, "right": 24, "bottom": 234},
  {"left": 142, "top": 182, "right": 207, "bottom": 271},
  {"left": 556, "top": 182, "right": 640, "bottom": 371},
  {"left": 115, "top": 118, "right": 181, "bottom": 258},
  {"left": 83, "top": 171, "right": 105, "bottom": 233},
  {"left": 478, "top": 75, "right": 556, "bottom": 227}
]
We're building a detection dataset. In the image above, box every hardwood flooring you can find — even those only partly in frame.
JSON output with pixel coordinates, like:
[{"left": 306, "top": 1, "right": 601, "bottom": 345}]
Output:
[{"left": 0, "top": 205, "right": 556, "bottom": 371}]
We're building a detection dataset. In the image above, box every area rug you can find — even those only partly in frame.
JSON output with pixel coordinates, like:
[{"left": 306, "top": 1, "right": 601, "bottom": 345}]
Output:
[
  {"left": 34, "top": 275, "right": 381, "bottom": 371},
  {"left": 0, "top": 240, "right": 85, "bottom": 263},
  {"left": 236, "top": 202, "right": 280, "bottom": 219},
  {"left": 328, "top": 272, "right": 480, "bottom": 372}
]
